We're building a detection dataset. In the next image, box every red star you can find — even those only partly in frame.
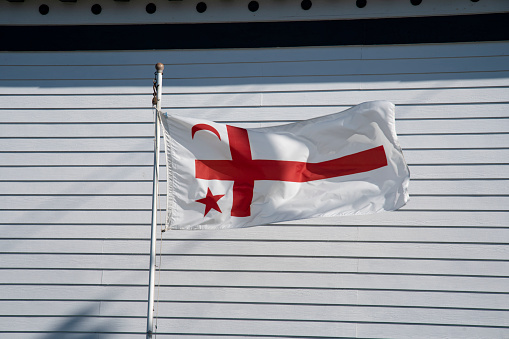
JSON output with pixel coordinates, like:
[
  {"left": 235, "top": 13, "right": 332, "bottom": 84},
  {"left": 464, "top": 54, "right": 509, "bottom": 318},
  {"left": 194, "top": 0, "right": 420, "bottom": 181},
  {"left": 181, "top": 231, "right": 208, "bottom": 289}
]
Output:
[{"left": 196, "top": 188, "right": 225, "bottom": 216}]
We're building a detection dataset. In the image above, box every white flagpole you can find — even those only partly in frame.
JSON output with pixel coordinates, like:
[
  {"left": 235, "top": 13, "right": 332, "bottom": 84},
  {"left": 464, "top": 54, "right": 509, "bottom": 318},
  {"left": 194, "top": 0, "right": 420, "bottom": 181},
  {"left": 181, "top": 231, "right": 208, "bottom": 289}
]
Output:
[{"left": 147, "top": 62, "right": 164, "bottom": 339}]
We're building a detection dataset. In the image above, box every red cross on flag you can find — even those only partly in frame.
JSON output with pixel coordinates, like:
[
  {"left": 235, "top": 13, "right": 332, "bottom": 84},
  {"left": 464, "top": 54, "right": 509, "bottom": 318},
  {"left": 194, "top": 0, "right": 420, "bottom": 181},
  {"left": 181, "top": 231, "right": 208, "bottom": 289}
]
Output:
[{"left": 160, "top": 101, "right": 409, "bottom": 230}]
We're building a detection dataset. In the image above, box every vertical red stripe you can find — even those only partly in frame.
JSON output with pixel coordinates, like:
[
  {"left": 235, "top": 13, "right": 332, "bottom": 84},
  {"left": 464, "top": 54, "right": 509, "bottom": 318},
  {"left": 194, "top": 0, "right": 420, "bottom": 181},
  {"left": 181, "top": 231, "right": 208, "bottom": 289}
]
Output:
[
  {"left": 226, "top": 125, "right": 254, "bottom": 216},
  {"left": 227, "top": 125, "right": 252, "bottom": 161}
]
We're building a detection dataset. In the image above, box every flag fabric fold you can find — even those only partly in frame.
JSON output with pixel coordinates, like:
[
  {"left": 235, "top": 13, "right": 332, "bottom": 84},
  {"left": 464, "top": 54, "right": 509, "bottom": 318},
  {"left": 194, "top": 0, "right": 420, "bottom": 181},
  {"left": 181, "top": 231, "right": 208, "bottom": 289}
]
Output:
[{"left": 160, "top": 100, "right": 410, "bottom": 230}]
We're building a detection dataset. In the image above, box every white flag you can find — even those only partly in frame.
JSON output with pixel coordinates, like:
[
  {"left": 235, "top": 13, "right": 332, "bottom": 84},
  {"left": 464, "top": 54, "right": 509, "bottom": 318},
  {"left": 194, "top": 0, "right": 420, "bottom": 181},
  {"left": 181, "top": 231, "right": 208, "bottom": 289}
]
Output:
[{"left": 160, "top": 101, "right": 409, "bottom": 230}]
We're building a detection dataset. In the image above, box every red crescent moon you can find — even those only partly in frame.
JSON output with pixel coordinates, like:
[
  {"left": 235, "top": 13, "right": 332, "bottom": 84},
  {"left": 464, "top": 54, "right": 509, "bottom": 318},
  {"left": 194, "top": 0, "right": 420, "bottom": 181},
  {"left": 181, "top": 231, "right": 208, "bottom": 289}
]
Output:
[{"left": 192, "top": 124, "right": 221, "bottom": 140}]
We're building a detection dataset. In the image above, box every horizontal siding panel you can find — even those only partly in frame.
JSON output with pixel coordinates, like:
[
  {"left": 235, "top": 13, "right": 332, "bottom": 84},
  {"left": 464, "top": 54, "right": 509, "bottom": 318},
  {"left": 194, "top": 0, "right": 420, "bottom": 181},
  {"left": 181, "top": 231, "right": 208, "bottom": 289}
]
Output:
[
  {"left": 148, "top": 321, "right": 507, "bottom": 338},
  {"left": 130, "top": 303, "right": 509, "bottom": 327},
  {"left": 356, "top": 290, "right": 509, "bottom": 310},
  {"left": 3, "top": 254, "right": 509, "bottom": 277},
  {"left": 257, "top": 57, "right": 509, "bottom": 78},
  {"left": 0, "top": 225, "right": 151, "bottom": 239},
  {"left": 357, "top": 258, "right": 509, "bottom": 276},
  {"left": 156, "top": 103, "right": 509, "bottom": 120},
  {"left": 0, "top": 300, "right": 101, "bottom": 316},
  {"left": 0, "top": 123, "right": 153, "bottom": 137},
  {"left": 0, "top": 137, "right": 154, "bottom": 152},
  {"left": 0, "top": 285, "right": 356, "bottom": 304},
  {"left": 0, "top": 195, "right": 152, "bottom": 210},
  {"left": 3, "top": 239, "right": 509, "bottom": 260},
  {"left": 0, "top": 254, "right": 150, "bottom": 270},
  {"left": 167, "top": 289, "right": 506, "bottom": 311},
  {"left": 2, "top": 104, "right": 509, "bottom": 124},
  {"left": 1, "top": 165, "right": 507, "bottom": 181},
  {"left": 1, "top": 335, "right": 141, "bottom": 339},
  {"left": 0, "top": 239, "right": 109, "bottom": 253},
  {"left": 1, "top": 210, "right": 508, "bottom": 226},
  {"left": 1, "top": 285, "right": 508, "bottom": 311},
  {"left": 0, "top": 269, "right": 104, "bottom": 284},
  {"left": 0, "top": 166, "right": 505, "bottom": 186},
  {"left": 0, "top": 179, "right": 507, "bottom": 196},
  {"left": 260, "top": 88, "right": 509, "bottom": 106},
  {"left": 1, "top": 118, "right": 507, "bottom": 138},
  {"left": 1, "top": 149, "right": 507, "bottom": 165},
  {"left": 400, "top": 195, "right": 509, "bottom": 211},
  {"left": 409, "top": 180, "right": 509, "bottom": 195},
  {"left": 354, "top": 227, "right": 509, "bottom": 243},
  {"left": 1, "top": 88, "right": 508, "bottom": 110},
  {"left": 4, "top": 300, "right": 509, "bottom": 328},
  {"left": 2, "top": 56, "right": 508, "bottom": 80},
  {"left": 283, "top": 211, "right": 509, "bottom": 226},
  {"left": 1, "top": 133, "right": 508, "bottom": 152},
  {"left": 3, "top": 71, "right": 509, "bottom": 95},
  {"left": 359, "top": 41, "right": 509, "bottom": 60},
  {"left": 2, "top": 224, "right": 509, "bottom": 243},
  {"left": 0, "top": 178, "right": 509, "bottom": 196},
  {"left": 0, "top": 167, "right": 153, "bottom": 181},
  {"left": 0, "top": 181, "right": 156, "bottom": 195},
  {"left": 0, "top": 94, "right": 153, "bottom": 109},
  {"left": 106, "top": 271, "right": 509, "bottom": 292},
  {"left": 399, "top": 134, "right": 509, "bottom": 149},
  {"left": 103, "top": 71, "right": 509, "bottom": 92},
  {"left": 0, "top": 317, "right": 355, "bottom": 337},
  {"left": 82, "top": 242, "right": 509, "bottom": 260},
  {"left": 0, "top": 312, "right": 506, "bottom": 337},
  {"left": 1, "top": 42, "right": 508, "bottom": 66},
  {"left": 0, "top": 210, "right": 153, "bottom": 224},
  {"left": 1, "top": 195, "right": 508, "bottom": 211},
  {"left": 396, "top": 118, "right": 509, "bottom": 135},
  {"left": 408, "top": 165, "right": 509, "bottom": 179},
  {"left": 0, "top": 285, "right": 149, "bottom": 302},
  {"left": 0, "top": 152, "right": 154, "bottom": 166},
  {"left": 1, "top": 301, "right": 145, "bottom": 317},
  {"left": 1, "top": 269, "right": 508, "bottom": 293},
  {"left": 0, "top": 109, "right": 153, "bottom": 123},
  {"left": 355, "top": 148, "right": 502, "bottom": 164},
  {"left": 0, "top": 317, "right": 145, "bottom": 334},
  {"left": 356, "top": 323, "right": 509, "bottom": 339}
]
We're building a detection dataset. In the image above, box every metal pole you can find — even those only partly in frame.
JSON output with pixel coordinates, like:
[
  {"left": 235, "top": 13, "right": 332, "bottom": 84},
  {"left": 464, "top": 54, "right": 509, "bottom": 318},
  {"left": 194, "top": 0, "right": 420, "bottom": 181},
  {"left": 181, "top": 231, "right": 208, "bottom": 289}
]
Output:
[{"left": 147, "top": 62, "right": 164, "bottom": 339}]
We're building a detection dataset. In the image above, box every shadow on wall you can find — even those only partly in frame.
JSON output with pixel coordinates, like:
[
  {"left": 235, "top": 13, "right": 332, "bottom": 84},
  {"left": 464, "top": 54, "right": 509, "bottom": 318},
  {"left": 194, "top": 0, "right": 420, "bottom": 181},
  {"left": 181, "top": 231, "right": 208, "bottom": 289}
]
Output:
[
  {"left": 39, "top": 304, "right": 142, "bottom": 339},
  {"left": 40, "top": 306, "right": 109, "bottom": 339}
]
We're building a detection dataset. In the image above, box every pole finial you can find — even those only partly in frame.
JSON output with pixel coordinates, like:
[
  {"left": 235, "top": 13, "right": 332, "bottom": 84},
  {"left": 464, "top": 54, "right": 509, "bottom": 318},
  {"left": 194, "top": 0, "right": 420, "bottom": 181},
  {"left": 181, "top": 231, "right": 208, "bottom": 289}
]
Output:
[{"left": 155, "top": 63, "right": 164, "bottom": 73}]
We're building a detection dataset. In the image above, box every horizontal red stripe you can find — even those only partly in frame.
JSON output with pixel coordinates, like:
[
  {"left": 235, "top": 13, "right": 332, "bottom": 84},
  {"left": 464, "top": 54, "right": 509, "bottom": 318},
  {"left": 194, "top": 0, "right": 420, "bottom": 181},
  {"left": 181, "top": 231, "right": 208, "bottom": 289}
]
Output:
[{"left": 195, "top": 145, "right": 387, "bottom": 183}]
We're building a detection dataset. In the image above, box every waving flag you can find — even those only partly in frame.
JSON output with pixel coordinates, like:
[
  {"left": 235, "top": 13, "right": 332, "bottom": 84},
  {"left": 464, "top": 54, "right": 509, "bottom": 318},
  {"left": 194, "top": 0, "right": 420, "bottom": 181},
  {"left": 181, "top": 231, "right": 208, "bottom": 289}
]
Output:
[{"left": 161, "top": 101, "right": 409, "bottom": 229}]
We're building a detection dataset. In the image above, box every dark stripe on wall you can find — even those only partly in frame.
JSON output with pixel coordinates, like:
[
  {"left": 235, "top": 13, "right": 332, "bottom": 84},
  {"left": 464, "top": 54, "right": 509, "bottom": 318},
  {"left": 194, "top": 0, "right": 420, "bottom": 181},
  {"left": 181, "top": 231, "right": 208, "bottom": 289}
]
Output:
[{"left": 1, "top": 13, "right": 508, "bottom": 51}]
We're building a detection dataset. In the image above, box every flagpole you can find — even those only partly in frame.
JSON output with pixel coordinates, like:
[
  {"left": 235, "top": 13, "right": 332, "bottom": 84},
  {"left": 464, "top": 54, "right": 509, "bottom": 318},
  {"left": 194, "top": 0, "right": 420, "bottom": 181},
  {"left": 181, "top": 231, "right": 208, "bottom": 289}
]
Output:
[{"left": 147, "top": 62, "right": 164, "bottom": 339}]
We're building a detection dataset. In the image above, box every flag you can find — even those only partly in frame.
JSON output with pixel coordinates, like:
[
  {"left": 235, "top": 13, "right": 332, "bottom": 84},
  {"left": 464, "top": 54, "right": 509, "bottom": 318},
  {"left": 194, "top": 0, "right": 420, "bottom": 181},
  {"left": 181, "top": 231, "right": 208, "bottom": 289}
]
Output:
[{"left": 160, "top": 100, "right": 410, "bottom": 230}]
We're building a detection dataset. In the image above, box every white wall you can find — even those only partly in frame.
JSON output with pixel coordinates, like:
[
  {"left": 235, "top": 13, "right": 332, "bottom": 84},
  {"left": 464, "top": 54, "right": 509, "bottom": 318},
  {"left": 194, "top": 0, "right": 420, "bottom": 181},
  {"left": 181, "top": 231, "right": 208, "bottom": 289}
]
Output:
[{"left": 1, "top": 31, "right": 509, "bottom": 339}]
